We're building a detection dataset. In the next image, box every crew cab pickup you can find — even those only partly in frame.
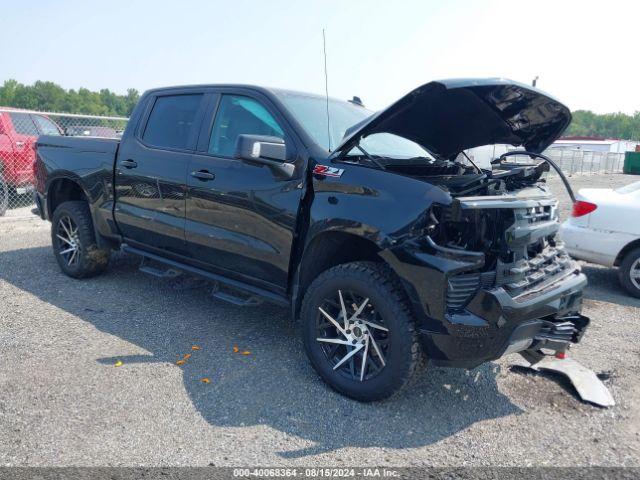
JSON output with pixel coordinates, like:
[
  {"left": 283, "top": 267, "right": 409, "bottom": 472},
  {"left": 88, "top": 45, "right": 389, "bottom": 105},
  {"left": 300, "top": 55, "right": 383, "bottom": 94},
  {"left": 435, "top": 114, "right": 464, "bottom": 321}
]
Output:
[{"left": 34, "top": 79, "right": 590, "bottom": 401}]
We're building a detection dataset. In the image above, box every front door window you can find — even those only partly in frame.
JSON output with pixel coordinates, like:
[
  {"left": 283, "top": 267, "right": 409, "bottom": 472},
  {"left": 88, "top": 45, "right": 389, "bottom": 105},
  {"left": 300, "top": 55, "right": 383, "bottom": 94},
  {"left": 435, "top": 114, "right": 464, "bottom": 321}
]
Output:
[{"left": 208, "top": 95, "right": 284, "bottom": 157}]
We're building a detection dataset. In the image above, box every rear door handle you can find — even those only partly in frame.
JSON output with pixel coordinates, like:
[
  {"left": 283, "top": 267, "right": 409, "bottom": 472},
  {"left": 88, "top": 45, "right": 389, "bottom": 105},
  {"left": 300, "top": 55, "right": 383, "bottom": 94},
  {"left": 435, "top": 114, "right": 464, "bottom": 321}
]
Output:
[
  {"left": 15, "top": 141, "right": 24, "bottom": 148},
  {"left": 121, "top": 159, "right": 138, "bottom": 169},
  {"left": 190, "top": 170, "right": 215, "bottom": 181}
]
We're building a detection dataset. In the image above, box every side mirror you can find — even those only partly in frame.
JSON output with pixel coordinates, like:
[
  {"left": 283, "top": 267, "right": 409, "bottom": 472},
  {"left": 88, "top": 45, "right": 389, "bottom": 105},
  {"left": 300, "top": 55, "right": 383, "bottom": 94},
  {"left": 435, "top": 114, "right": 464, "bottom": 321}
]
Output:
[{"left": 234, "top": 134, "right": 294, "bottom": 178}]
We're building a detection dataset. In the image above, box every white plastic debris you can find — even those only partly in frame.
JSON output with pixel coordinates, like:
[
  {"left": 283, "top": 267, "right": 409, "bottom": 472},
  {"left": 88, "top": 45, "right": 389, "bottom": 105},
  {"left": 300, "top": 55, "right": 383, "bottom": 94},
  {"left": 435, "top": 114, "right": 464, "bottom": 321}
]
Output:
[{"left": 512, "top": 355, "right": 615, "bottom": 407}]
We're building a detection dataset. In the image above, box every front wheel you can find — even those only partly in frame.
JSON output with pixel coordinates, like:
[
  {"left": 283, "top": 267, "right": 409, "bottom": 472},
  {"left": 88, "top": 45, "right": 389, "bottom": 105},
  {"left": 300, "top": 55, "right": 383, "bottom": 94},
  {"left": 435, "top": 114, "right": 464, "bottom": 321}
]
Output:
[
  {"left": 619, "top": 247, "right": 640, "bottom": 298},
  {"left": 301, "top": 262, "right": 423, "bottom": 402},
  {"left": 51, "top": 201, "right": 110, "bottom": 278}
]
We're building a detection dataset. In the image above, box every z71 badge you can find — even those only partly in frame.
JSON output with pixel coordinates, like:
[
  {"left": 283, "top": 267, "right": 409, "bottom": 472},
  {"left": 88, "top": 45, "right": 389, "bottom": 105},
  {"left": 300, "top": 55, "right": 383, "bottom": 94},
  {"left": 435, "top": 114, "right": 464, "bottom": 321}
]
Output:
[{"left": 313, "top": 164, "right": 344, "bottom": 178}]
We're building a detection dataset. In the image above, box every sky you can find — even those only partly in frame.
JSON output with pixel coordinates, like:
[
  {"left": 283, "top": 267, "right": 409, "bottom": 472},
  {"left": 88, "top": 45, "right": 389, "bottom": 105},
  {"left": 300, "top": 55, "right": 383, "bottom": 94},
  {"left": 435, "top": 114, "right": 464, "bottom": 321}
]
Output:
[{"left": 1, "top": 0, "right": 638, "bottom": 113}]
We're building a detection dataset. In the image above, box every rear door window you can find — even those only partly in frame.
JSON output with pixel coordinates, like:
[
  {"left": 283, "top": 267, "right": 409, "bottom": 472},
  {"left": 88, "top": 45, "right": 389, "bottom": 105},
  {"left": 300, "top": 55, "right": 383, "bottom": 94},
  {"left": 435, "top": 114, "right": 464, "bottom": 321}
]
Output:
[
  {"left": 9, "top": 112, "right": 38, "bottom": 136},
  {"left": 208, "top": 95, "right": 284, "bottom": 157},
  {"left": 32, "top": 115, "right": 62, "bottom": 135},
  {"left": 142, "top": 94, "right": 204, "bottom": 150}
]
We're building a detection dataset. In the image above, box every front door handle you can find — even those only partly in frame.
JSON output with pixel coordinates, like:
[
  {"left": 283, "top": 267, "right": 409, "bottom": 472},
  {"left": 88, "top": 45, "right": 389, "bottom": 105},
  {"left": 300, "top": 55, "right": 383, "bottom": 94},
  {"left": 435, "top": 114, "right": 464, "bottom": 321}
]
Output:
[
  {"left": 121, "top": 159, "right": 138, "bottom": 169},
  {"left": 190, "top": 170, "right": 215, "bottom": 181}
]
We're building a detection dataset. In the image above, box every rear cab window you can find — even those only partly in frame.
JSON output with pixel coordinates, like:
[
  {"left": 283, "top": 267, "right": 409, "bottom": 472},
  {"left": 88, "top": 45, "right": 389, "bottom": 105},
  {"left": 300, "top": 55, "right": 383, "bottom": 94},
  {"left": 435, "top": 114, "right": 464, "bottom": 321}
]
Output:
[{"left": 142, "top": 94, "right": 204, "bottom": 150}]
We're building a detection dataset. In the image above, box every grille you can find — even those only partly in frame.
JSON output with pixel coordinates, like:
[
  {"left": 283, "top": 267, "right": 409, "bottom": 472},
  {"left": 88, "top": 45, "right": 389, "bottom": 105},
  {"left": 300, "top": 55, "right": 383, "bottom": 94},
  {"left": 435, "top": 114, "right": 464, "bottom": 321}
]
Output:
[
  {"left": 520, "top": 205, "right": 554, "bottom": 224},
  {"left": 499, "top": 244, "right": 572, "bottom": 297}
]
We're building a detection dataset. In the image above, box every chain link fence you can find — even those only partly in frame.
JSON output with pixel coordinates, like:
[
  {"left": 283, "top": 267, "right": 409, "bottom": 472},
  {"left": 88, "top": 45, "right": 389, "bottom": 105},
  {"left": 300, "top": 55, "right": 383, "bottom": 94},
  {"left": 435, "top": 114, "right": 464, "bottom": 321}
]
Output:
[
  {"left": 531, "top": 149, "right": 624, "bottom": 177},
  {"left": 467, "top": 146, "right": 626, "bottom": 177},
  {"left": 0, "top": 108, "right": 128, "bottom": 217},
  {"left": 0, "top": 106, "right": 631, "bottom": 218}
]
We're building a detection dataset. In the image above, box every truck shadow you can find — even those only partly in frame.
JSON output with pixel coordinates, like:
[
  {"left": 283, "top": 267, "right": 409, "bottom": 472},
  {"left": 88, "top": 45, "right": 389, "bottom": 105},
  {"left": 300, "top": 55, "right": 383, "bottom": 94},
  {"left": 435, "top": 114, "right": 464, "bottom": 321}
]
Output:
[{"left": 0, "top": 246, "right": 522, "bottom": 458}]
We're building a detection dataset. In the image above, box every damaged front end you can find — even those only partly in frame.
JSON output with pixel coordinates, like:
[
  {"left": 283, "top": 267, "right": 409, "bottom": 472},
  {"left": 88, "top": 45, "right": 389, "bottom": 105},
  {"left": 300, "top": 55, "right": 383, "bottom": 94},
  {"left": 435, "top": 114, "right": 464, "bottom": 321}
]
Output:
[
  {"left": 333, "top": 78, "right": 589, "bottom": 368},
  {"left": 381, "top": 162, "right": 590, "bottom": 368}
]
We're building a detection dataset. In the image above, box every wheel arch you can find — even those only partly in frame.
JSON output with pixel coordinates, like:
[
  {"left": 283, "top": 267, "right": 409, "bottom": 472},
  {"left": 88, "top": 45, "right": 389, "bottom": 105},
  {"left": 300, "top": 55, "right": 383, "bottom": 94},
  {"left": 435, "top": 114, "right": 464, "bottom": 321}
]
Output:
[
  {"left": 46, "top": 176, "right": 89, "bottom": 219},
  {"left": 614, "top": 238, "right": 640, "bottom": 266},
  {"left": 291, "top": 229, "right": 386, "bottom": 320},
  {"left": 46, "top": 176, "right": 115, "bottom": 250}
]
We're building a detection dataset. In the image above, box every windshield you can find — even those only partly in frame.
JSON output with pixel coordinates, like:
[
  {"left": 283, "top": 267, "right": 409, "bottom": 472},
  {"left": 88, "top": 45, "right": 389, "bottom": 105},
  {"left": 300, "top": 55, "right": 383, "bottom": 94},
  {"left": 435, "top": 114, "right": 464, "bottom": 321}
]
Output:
[{"left": 276, "top": 91, "right": 432, "bottom": 159}]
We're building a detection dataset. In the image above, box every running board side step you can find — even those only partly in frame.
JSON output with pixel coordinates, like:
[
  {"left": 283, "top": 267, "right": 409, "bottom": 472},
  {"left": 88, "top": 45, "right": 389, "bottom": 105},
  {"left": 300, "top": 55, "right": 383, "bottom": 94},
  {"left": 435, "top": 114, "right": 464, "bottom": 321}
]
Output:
[
  {"left": 211, "top": 281, "right": 263, "bottom": 307},
  {"left": 121, "top": 244, "right": 288, "bottom": 307},
  {"left": 139, "top": 257, "right": 182, "bottom": 279}
]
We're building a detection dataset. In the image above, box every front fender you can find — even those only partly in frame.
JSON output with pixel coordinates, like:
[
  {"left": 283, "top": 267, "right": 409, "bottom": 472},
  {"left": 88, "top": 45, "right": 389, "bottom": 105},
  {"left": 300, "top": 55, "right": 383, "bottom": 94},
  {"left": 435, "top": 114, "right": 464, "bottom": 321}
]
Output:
[
  {"left": 307, "top": 162, "right": 453, "bottom": 249},
  {"left": 300, "top": 163, "right": 462, "bottom": 325}
]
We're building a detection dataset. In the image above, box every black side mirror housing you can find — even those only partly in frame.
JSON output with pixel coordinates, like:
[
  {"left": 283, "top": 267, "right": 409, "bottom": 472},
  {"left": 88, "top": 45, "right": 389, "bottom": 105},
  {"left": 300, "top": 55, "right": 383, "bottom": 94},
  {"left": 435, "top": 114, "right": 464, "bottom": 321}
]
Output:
[{"left": 234, "top": 134, "right": 293, "bottom": 178}]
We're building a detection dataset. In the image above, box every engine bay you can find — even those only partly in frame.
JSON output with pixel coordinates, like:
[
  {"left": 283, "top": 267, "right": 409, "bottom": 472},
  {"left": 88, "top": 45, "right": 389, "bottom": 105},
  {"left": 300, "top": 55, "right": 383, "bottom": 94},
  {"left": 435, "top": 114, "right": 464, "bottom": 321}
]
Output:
[{"left": 384, "top": 159, "right": 550, "bottom": 197}]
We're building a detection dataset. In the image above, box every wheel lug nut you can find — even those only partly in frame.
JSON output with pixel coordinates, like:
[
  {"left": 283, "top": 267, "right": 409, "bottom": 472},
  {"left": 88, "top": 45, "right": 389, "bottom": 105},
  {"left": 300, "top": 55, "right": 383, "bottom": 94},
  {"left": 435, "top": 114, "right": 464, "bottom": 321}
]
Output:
[{"left": 352, "top": 340, "right": 357, "bottom": 344}]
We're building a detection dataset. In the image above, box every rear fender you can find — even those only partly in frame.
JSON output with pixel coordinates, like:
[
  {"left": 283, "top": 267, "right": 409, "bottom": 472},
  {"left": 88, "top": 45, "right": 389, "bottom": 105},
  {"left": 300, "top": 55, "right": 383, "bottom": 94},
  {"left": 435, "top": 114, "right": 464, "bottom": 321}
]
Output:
[
  {"left": 37, "top": 136, "right": 120, "bottom": 243},
  {"left": 46, "top": 173, "right": 116, "bottom": 249}
]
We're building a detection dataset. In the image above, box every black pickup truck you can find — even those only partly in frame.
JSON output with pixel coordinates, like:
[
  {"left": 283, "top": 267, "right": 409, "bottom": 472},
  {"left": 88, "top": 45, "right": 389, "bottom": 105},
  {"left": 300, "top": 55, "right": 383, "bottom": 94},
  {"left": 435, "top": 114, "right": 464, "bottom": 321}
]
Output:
[{"left": 34, "top": 78, "right": 590, "bottom": 401}]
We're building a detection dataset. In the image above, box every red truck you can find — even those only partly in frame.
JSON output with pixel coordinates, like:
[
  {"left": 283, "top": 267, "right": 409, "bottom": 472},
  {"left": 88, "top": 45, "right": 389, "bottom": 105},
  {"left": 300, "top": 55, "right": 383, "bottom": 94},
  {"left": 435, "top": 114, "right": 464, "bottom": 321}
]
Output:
[{"left": 0, "top": 109, "right": 62, "bottom": 215}]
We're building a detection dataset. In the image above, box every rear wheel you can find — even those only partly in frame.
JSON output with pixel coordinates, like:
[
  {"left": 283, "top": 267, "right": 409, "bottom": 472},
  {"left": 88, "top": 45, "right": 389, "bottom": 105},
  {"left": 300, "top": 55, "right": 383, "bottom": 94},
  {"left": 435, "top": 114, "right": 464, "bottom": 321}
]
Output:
[
  {"left": 619, "top": 247, "right": 640, "bottom": 298},
  {"left": 51, "top": 201, "right": 110, "bottom": 278},
  {"left": 301, "top": 262, "right": 423, "bottom": 401}
]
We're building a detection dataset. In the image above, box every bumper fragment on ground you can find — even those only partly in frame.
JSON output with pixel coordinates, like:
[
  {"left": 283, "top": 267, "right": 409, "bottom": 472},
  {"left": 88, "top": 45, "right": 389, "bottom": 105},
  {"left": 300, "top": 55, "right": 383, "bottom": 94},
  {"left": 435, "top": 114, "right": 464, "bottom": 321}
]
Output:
[{"left": 511, "top": 355, "right": 615, "bottom": 407}]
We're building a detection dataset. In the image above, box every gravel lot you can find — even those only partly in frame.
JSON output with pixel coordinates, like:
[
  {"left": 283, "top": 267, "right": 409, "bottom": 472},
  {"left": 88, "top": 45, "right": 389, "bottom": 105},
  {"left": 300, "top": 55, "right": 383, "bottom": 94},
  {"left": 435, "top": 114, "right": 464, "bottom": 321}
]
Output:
[{"left": 0, "top": 173, "right": 639, "bottom": 467}]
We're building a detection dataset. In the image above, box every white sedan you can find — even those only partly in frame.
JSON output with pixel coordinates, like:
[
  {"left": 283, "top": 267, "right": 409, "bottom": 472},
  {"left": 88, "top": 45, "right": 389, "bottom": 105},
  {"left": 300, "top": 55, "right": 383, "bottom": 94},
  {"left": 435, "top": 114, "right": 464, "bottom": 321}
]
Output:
[{"left": 560, "top": 181, "right": 640, "bottom": 297}]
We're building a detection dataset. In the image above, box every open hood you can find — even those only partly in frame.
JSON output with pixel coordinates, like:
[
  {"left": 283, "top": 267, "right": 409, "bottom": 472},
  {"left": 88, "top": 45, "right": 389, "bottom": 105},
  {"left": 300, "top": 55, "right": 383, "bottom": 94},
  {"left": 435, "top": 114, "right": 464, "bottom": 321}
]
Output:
[{"left": 333, "top": 78, "right": 572, "bottom": 159}]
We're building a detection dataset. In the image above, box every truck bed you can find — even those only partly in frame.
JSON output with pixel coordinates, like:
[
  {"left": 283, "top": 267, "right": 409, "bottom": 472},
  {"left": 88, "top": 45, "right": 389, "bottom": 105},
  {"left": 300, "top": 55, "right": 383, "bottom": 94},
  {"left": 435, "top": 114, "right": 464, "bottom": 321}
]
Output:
[{"left": 37, "top": 135, "right": 120, "bottom": 155}]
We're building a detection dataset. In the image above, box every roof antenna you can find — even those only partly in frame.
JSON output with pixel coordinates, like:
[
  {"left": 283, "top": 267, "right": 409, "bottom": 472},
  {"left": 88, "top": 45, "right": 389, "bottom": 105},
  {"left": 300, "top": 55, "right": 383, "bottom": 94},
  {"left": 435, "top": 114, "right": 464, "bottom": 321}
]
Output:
[{"left": 322, "top": 28, "right": 332, "bottom": 151}]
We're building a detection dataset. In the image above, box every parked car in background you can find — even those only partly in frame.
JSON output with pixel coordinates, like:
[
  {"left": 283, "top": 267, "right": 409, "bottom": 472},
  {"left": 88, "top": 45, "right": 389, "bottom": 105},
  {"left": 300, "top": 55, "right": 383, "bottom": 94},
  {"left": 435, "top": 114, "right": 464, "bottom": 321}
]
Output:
[
  {"left": 65, "top": 125, "right": 118, "bottom": 138},
  {"left": 0, "top": 109, "right": 62, "bottom": 215},
  {"left": 560, "top": 181, "right": 640, "bottom": 297}
]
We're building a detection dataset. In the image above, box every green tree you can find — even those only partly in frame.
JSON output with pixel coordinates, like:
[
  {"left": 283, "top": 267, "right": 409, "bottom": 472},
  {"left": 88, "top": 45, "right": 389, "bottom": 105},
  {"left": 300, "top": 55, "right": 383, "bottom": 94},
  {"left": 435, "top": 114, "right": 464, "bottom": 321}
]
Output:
[
  {"left": 567, "top": 110, "right": 640, "bottom": 141},
  {"left": 0, "top": 79, "right": 137, "bottom": 117}
]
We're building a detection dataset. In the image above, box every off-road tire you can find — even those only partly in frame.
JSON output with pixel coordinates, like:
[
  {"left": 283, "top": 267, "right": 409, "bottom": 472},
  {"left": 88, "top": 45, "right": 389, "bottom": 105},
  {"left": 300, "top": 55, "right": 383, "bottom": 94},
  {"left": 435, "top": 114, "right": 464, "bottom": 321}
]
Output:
[
  {"left": 301, "top": 261, "right": 424, "bottom": 402},
  {"left": 619, "top": 247, "right": 640, "bottom": 298},
  {"left": 51, "top": 201, "right": 110, "bottom": 278}
]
